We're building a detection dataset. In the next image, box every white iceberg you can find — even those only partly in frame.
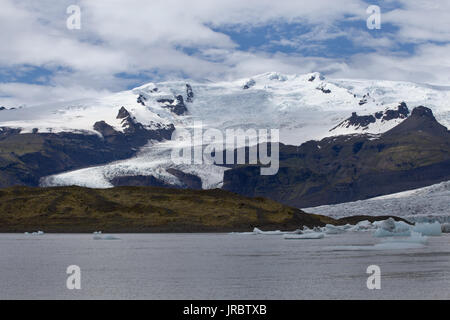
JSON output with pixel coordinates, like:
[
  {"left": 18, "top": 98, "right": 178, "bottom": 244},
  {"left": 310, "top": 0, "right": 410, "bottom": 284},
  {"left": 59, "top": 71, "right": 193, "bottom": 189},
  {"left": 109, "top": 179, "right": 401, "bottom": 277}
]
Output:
[
  {"left": 253, "top": 227, "right": 284, "bottom": 235},
  {"left": 252, "top": 227, "right": 302, "bottom": 235},
  {"left": 25, "top": 230, "right": 45, "bottom": 235}
]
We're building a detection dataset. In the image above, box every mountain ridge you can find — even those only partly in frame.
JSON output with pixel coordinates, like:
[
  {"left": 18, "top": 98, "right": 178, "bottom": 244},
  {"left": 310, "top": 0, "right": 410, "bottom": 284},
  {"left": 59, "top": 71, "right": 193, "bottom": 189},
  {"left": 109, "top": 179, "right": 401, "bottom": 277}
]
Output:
[{"left": 222, "top": 106, "right": 450, "bottom": 207}]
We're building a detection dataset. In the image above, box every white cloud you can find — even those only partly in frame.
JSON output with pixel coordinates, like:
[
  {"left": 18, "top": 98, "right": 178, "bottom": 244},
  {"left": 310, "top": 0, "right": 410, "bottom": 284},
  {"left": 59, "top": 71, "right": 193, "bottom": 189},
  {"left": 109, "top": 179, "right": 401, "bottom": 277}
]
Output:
[{"left": 0, "top": 0, "right": 449, "bottom": 106}]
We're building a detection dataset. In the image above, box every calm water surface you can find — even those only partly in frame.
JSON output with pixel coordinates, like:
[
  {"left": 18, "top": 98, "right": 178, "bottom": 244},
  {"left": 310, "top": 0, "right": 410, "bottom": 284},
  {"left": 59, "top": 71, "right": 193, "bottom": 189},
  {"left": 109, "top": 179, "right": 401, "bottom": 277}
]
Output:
[{"left": 0, "top": 232, "right": 449, "bottom": 299}]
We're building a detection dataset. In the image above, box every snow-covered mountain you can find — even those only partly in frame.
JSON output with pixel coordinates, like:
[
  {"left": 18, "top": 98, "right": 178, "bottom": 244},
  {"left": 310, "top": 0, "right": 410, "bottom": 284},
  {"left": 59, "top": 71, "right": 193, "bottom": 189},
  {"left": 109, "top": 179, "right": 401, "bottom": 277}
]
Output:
[{"left": 2, "top": 72, "right": 450, "bottom": 189}]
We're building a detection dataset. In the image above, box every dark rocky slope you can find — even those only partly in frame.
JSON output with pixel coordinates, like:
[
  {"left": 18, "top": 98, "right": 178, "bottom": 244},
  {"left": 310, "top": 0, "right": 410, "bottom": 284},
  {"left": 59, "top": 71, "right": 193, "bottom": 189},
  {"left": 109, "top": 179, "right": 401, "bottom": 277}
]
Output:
[
  {"left": 0, "top": 107, "right": 174, "bottom": 188},
  {"left": 223, "top": 106, "right": 450, "bottom": 208}
]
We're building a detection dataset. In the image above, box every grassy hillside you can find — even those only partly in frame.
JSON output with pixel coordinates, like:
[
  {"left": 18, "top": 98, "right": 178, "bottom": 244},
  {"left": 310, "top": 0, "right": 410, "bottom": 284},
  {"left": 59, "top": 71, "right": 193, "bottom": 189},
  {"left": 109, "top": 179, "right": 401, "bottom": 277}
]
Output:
[{"left": 0, "top": 186, "right": 336, "bottom": 233}]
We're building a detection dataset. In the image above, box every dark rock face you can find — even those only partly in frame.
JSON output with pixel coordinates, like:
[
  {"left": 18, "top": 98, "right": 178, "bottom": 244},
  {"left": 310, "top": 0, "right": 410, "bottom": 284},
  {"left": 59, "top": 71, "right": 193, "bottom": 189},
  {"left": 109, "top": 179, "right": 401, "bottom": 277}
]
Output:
[
  {"left": 186, "top": 84, "right": 194, "bottom": 103},
  {"left": 358, "top": 93, "right": 371, "bottom": 105},
  {"left": 117, "top": 106, "right": 131, "bottom": 119},
  {"left": 0, "top": 127, "right": 22, "bottom": 137},
  {"left": 243, "top": 79, "right": 256, "bottom": 90},
  {"left": 223, "top": 107, "right": 450, "bottom": 208},
  {"left": 308, "top": 75, "right": 316, "bottom": 82},
  {"left": 157, "top": 95, "right": 188, "bottom": 115},
  {"left": 331, "top": 102, "right": 410, "bottom": 132},
  {"left": 110, "top": 175, "right": 173, "bottom": 188},
  {"left": 382, "top": 102, "right": 409, "bottom": 121},
  {"left": 384, "top": 105, "right": 446, "bottom": 137},
  {"left": 0, "top": 107, "right": 5, "bottom": 111},
  {"left": 166, "top": 168, "right": 202, "bottom": 189},
  {"left": 349, "top": 113, "right": 376, "bottom": 128},
  {"left": 317, "top": 86, "right": 331, "bottom": 94},
  {"left": 0, "top": 131, "right": 136, "bottom": 187},
  {"left": 137, "top": 94, "right": 147, "bottom": 106},
  {"left": 110, "top": 169, "right": 202, "bottom": 190}
]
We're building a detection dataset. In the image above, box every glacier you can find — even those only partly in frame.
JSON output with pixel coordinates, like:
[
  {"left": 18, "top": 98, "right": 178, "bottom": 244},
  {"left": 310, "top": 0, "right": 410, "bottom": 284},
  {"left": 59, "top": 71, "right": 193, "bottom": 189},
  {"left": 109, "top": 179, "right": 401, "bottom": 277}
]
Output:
[{"left": 305, "top": 180, "right": 450, "bottom": 221}]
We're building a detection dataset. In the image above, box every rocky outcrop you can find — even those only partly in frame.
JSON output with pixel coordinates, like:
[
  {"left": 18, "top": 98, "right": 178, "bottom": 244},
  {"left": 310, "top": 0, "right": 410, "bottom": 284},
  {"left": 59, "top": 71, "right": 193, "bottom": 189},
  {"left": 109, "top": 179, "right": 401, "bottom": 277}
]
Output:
[
  {"left": 382, "top": 102, "right": 409, "bottom": 121},
  {"left": 0, "top": 127, "right": 22, "bottom": 137},
  {"left": 317, "top": 86, "right": 331, "bottom": 94},
  {"left": 110, "top": 175, "right": 173, "bottom": 188},
  {"left": 384, "top": 105, "right": 446, "bottom": 136},
  {"left": 137, "top": 94, "right": 147, "bottom": 106},
  {"left": 157, "top": 95, "right": 188, "bottom": 115},
  {"left": 186, "top": 84, "right": 194, "bottom": 103},
  {"left": 331, "top": 102, "right": 410, "bottom": 132},
  {"left": 166, "top": 168, "right": 202, "bottom": 189},
  {"left": 243, "top": 79, "right": 256, "bottom": 90}
]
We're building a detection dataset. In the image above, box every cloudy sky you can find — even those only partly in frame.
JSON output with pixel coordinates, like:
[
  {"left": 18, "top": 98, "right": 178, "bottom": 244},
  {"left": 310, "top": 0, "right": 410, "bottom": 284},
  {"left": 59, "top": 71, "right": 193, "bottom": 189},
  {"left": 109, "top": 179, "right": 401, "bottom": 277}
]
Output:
[{"left": 1, "top": 0, "right": 450, "bottom": 106}]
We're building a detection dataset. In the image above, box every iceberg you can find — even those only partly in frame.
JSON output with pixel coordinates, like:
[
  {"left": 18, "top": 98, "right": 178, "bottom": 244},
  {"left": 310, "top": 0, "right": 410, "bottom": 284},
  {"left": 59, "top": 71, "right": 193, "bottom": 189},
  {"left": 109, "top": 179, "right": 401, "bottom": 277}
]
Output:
[
  {"left": 25, "top": 230, "right": 45, "bottom": 235},
  {"left": 324, "top": 224, "right": 346, "bottom": 234},
  {"left": 373, "top": 218, "right": 412, "bottom": 237},
  {"left": 412, "top": 222, "right": 442, "bottom": 236}
]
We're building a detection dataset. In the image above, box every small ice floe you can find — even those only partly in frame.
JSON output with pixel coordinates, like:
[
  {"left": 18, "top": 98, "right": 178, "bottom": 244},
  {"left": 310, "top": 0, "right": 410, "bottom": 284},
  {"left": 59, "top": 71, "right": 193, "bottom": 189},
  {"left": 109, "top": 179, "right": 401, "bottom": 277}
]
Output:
[
  {"left": 93, "top": 232, "right": 120, "bottom": 240},
  {"left": 253, "top": 227, "right": 283, "bottom": 235},
  {"left": 251, "top": 227, "right": 302, "bottom": 235},
  {"left": 284, "top": 232, "right": 324, "bottom": 240},
  {"left": 25, "top": 230, "right": 44, "bottom": 235}
]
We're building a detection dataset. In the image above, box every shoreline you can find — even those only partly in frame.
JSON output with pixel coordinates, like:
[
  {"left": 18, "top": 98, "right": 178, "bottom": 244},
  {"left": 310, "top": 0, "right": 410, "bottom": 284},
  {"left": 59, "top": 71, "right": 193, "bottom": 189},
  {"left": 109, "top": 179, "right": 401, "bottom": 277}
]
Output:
[{"left": 0, "top": 215, "right": 412, "bottom": 234}]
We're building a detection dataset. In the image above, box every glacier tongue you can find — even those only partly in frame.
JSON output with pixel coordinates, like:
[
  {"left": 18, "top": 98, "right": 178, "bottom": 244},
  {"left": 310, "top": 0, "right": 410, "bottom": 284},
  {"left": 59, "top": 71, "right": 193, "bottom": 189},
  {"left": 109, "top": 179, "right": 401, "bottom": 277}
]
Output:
[{"left": 305, "top": 180, "right": 450, "bottom": 221}]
